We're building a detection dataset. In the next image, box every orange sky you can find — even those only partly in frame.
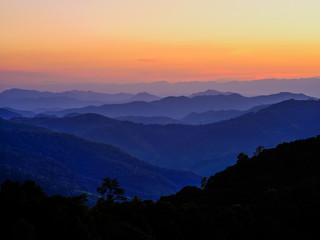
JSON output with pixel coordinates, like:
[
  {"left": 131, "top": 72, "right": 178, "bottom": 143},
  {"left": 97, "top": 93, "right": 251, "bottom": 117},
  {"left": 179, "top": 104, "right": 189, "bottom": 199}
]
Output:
[{"left": 1, "top": 0, "right": 320, "bottom": 83}]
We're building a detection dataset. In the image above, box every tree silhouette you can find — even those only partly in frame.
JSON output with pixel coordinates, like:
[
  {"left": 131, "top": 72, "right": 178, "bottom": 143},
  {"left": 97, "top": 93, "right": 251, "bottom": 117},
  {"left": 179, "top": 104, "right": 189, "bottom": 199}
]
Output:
[
  {"left": 253, "top": 145, "right": 264, "bottom": 156},
  {"left": 237, "top": 153, "right": 249, "bottom": 163},
  {"left": 201, "top": 177, "right": 207, "bottom": 189},
  {"left": 97, "top": 177, "right": 127, "bottom": 202}
]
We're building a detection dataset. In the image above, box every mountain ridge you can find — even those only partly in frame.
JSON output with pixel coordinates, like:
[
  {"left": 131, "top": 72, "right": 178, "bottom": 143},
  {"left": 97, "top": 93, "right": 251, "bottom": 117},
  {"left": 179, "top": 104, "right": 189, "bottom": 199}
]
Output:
[
  {"left": 0, "top": 118, "right": 200, "bottom": 202},
  {"left": 0, "top": 88, "right": 161, "bottom": 111},
  {"left": 12, "top": 99, "right": 320, "bottom": 175},
  {"left": 43, "top": 92, "right": 313, "bottom": 118}
]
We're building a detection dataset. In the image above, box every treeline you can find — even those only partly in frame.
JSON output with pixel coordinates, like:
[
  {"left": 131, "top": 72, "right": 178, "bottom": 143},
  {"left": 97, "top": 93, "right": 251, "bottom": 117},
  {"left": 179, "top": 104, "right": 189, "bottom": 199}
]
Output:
[{"left": 2, "top": 135, "right": 320, "bottom": 239}]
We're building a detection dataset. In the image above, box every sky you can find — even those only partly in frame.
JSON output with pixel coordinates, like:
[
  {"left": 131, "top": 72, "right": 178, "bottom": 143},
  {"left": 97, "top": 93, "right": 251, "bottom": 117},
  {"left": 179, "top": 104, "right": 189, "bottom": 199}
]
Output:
[{"left": 1, "top": 0, "right": 320, "bottom": 84}]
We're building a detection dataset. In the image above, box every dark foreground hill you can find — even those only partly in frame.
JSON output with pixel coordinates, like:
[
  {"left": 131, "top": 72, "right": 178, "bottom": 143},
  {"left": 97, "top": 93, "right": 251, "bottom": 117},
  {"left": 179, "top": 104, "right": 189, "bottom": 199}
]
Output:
[
  {"left": 13, "top": 100, "right": 320, "bottom": 175},
  {"left": 2, "top": 135, "right": 320, "bottom": 239},
  {"left": 0, "top": 119, "right": 200, "bottom": 202}
]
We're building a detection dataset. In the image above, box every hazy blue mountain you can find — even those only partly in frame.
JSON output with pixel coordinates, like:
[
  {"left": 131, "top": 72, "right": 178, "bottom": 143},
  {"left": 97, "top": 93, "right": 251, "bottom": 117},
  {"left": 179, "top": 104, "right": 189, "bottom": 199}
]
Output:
[
  {"left": 2, "top": 76, "right": 320, "bottom": 97},
  {"left": 0, "top": 88, "right": 131, "bottom": 101},
  {"left": 181, "top": 105, "right": 269, "bottom": 124},
  {"left": 0, "top": 88, "right": 56, "bottom": 99},
  {"left": 1, "top": 107, "right": 35, "bottom": 118},
  {"left": 0, "top": 118, "right": 200, "bottom": 201},
  {"left": 112, "top": 105, "right": 268, "bottom": 125},
  {"left": 0, "top": 108, "right": 22, "bottom": 119},
  {"left": 63, "top": 112, "right": 83, "bottom": 118},
  {"left": 0, "top": 95, "right": 105, "bottom": 112},
  {"left": 59, "top": 90, "right": 160, "bottom": 103},
  {"left": 44, "top": 92, "right": 313, "bottom": 118},
  {"left": 181, "top": 109, "right": 244, "bottom": 124},
  {"left": 189, "top": 89, "right": 233, "bottom": 97},
  {"left": 126, "top": 92, "right": 161, "bottom": 102},
  {"left": 165, "top": 99, "right": 320, "bottom": 174},
  {"left": 12, "top": 114, "right": 203, "bottom": 168},
  {"left": 116, "top": 116, "right": 179, "bottom": 125},
  {"left": 0, "top": 88, "right": 161, "bottom": 111},
  {"left": 33, "top": 113, "right": 58, "bottom": 118},
  {"left": 58, "top": 90, "right": 133, "bottom": 102},
  {"left": 14, "top": 100, "right": 320, "bottom": 175}
]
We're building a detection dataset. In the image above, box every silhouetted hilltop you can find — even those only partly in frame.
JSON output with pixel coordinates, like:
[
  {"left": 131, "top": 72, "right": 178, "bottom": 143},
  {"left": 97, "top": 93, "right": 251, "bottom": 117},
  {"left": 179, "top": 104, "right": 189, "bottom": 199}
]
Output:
[
  {"left": 2, "top": 135, "right": 320, "bottom": 239},
  {"left": 159, "top": 135, "right": 320, "bottom": 239}
]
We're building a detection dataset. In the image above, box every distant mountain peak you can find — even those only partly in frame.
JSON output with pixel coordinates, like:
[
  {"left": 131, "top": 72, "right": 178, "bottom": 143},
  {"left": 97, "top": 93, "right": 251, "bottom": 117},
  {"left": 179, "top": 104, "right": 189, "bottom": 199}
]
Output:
[
  {"left": 190, "top": 89, "right": 234, "bottom": 98},
  {"left": 129, "top": 92, "right": 161, "bottom": 102},
  {"left": 1, "top": 88, "right": 37, "bottom": 95},
  {"left": 134, "top": 92, "right": 156, "bottom": 97}
]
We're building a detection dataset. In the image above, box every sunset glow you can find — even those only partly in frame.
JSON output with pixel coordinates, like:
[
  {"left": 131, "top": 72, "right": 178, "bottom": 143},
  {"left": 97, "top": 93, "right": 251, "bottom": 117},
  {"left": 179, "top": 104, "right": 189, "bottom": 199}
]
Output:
[{"left": 1, "top": 0, "right": 320, "bottom": 84}]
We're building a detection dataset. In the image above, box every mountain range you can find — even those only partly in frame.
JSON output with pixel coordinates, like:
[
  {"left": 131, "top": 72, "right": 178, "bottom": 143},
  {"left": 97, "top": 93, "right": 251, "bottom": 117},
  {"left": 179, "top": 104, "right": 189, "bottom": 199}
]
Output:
[
  {"left": 44, "top": 92, "right": 313, "bottom": 119},
  {"left": 13, "top": 99, "right": 320, "bottom": 175},
  {"left": 180, "top": 104, "right": 269, "bottom": 125},
  {"left": 0, "top": 118, "right": 200, "bottom": 202},
  {"left": 189, "top": 89, "right": 233, "bottom": 97},
  {"left": 2, "top": 76, "right": 320, "bottom": 98},
  {"left": 0, "top": 88, "right": 161, "bottom": 111},
  {"left": 0, "top": 108, "right": 23, "bottom": 120}
]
